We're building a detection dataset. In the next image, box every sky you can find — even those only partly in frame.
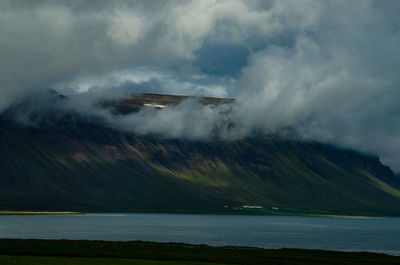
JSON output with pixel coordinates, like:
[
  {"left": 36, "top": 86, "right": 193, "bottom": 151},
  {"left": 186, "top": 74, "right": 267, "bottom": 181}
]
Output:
[{"left": 1, "top": 0, "right": 400, "bottom": 170}]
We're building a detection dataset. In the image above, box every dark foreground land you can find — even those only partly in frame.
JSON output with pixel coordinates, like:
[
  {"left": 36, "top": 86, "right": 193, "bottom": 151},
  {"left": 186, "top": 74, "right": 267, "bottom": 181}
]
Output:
[{"left": 0, "top": 239, "right": 400, "bottom": 265}]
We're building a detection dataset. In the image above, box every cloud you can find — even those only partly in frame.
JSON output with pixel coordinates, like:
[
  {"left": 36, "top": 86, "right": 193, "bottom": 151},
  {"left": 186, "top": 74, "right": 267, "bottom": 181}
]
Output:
[
  {"left": 110, "top": 98, "right": 236, "bottom": 140},
  {"left": 0, "top": 0, "right": 320, "bottom": 110},
  {"left": 234, "top": 0, "right": 400, "bottom": 169},
  {"left": 2, "top": 0, "right": 400, "bottom": 171},
  {"left": 54, "top": 68, "right": 230, "bottom": 98}
]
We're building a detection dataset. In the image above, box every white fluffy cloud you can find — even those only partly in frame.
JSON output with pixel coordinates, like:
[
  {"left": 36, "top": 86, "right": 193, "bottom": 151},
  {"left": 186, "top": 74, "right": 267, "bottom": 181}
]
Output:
[
  {"left": 0, "top": 0, "right": 322, "bottom": 110},
  {"left": 2, "top": 0, "right": 400, "bottom": 170},
  {"left": 233, "top": 1, "right": 400, "bottom": 169}
]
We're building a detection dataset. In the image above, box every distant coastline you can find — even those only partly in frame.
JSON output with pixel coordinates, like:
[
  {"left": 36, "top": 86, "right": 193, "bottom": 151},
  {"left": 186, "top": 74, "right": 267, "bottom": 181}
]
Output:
[
  {"left": 0, "top": 211, "right": 82, "bottom": 215},
  {"left": 0, "top": 208, "right": 389, "bottom": 218}
]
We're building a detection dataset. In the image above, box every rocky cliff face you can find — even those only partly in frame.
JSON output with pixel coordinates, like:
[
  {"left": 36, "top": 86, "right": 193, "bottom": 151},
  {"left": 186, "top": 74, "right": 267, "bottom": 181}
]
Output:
[{"left": 1, "top": 94, "right": 400, "bottom": 215}]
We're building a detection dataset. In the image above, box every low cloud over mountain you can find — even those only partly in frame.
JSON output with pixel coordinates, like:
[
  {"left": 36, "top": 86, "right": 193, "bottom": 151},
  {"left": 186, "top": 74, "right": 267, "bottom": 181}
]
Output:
[{"left": 1, "top": 0, "right": 400, "bottom": 170}]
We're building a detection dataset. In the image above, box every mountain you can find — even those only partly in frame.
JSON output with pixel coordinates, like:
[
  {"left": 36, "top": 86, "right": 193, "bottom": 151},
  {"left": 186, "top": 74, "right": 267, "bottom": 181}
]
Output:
[{"left": 1, "top": 93, "right": 400, "bottom": 216}]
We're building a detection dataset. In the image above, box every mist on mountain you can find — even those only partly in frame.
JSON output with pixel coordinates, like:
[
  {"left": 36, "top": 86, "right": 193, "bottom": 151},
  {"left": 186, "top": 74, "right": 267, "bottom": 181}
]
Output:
[{"left": 1, "top": 0, "right": 400, "bottom": 171}]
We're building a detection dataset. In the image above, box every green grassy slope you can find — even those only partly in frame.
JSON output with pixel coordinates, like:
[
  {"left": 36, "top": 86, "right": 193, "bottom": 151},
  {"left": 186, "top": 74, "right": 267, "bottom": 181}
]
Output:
[
  {"left": 1, "top": 120, "right": 400, "bottom": 215},
  {"left": 1, "top": 93, "right": 400, "bottom": 215}
]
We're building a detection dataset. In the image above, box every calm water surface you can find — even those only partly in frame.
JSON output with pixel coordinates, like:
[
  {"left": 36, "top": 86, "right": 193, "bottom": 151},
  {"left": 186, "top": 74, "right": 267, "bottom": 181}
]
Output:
[{"left": 0, "top": 214, "right": 399, "bottom": 255}]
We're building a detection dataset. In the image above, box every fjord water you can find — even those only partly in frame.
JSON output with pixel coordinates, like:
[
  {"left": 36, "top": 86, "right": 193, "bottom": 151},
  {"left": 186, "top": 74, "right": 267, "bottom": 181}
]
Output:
[{"left": 0, "top": 214, "right": 399, "bottom": 255}]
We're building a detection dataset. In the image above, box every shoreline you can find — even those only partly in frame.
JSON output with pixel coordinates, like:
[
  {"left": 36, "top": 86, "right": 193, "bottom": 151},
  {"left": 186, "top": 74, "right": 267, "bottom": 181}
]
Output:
[
  {"left": 0, "top": 209, "right": 393, "bottom": 218},
  {"left": 0, "top": 211, "right": 83, "bottom": 215}
]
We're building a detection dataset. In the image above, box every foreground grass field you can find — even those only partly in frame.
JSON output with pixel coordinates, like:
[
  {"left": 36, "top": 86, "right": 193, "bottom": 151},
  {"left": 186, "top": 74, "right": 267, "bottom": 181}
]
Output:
[
  {"left": 0, "top": 256, "right": 226, "bottom": 265},
  {"left": 0, "top": 239, "right": 400, "bottom": 265}
]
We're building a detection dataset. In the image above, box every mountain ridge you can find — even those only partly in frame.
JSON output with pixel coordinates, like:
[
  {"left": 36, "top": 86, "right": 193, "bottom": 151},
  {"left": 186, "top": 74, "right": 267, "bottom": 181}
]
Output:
[{"left": 1, "top": 93, "right": 400, "bottom": 216}]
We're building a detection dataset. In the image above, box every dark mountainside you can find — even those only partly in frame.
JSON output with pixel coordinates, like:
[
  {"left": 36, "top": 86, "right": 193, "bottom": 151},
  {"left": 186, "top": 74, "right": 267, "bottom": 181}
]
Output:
[{"left": 1, "top": 94, "right": 400, "bottom": 216}]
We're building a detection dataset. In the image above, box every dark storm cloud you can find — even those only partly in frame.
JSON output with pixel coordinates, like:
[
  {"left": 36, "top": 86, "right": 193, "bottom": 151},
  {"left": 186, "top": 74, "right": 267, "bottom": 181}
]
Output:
[{"left": 1, "top": 0, "right": 400, "bottom": 170}]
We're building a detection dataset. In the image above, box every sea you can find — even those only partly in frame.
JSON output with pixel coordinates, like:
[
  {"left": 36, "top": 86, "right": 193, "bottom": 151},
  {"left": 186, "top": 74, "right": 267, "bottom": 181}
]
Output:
[{"left": 0, "top": 213, "right": 399, "bottom": 255}]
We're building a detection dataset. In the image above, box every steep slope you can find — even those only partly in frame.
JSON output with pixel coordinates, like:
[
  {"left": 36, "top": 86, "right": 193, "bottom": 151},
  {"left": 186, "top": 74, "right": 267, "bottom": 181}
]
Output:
[{"left": 1, "top": 94, "right": 400, "bottom": 215}]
